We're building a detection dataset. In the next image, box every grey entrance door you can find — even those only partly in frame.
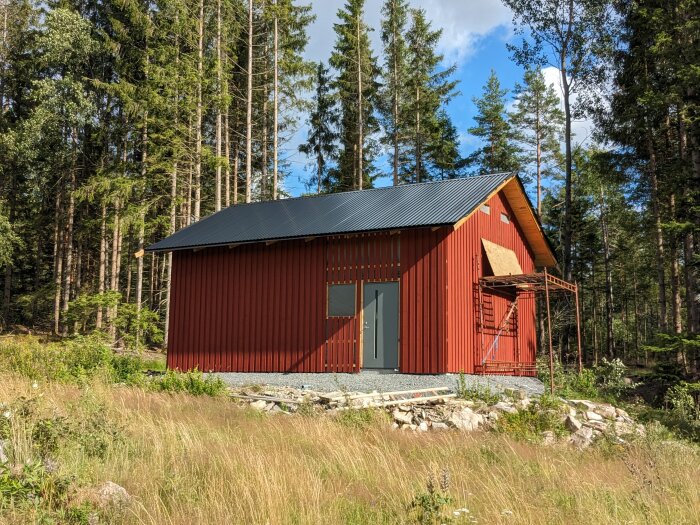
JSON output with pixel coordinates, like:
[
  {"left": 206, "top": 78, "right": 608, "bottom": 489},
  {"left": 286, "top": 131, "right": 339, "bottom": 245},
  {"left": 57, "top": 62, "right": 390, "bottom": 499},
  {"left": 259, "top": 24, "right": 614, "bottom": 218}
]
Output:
[{"left": 362, "top": 282, "right": 399, "bottom": 369}]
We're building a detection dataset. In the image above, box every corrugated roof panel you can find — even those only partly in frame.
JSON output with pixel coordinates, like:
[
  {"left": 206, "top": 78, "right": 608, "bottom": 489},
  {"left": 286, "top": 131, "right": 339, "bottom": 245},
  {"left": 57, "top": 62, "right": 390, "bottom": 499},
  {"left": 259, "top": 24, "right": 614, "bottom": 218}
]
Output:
[{"left": 147, "top": 173, "right": 513, "bottom": 252}]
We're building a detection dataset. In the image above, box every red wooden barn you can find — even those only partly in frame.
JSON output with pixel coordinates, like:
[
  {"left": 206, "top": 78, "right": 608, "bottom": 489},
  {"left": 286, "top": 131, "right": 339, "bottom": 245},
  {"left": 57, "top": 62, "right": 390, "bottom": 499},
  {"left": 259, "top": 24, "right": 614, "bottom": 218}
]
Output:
[{"left": 147, "top": 173, "right": 557, "bottom": 375}]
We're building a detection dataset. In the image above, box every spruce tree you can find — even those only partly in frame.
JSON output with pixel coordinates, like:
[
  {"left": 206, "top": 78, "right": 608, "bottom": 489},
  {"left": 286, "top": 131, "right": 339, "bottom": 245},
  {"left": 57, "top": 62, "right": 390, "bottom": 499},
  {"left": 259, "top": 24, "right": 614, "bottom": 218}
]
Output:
[
  {"left": 299, "top": 62, "right": 338, "bottom": 194},
  {"left": 466, "top": 70, "right": 519, "bottom": 175},
  {"left": 510, "top": 68, "right": 564, "bottom": 215},
  {"left": 379, "top": 0, "right": 409, "bottom": 186},
  {"left": 329, "top": 0, "right": 379, "bottom": 191},
  {"left": 403, "top": 7, "right": 458, "bottom": 183}
]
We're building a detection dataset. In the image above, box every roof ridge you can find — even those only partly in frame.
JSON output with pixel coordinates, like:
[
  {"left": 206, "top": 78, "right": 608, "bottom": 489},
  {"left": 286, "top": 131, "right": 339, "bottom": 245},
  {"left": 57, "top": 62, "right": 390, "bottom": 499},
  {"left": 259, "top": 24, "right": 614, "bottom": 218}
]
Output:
[{"left": 224, "top": 172, "right": 514, "bottom": 208}]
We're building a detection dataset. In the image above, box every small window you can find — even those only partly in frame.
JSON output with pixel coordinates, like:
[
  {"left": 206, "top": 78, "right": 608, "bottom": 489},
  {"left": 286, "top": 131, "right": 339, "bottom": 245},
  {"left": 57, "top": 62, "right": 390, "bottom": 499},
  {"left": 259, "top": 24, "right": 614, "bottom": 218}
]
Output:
[
  {"left": 480, "top": 204, "right": 490, "bottom": 215},
  {"left": 500, "top": 212, "right": 510, "bottom": 224},
  {"left": 327, "top": 284, "right": 356, "bottom": 317}
]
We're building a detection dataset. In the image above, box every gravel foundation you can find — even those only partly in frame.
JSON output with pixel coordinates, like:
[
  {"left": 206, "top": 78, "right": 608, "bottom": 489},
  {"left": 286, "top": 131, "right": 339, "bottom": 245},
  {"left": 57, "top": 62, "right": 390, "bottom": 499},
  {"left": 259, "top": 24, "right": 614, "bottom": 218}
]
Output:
[{"left": 214, "top": 371, "right": 544, "bottom": 396}]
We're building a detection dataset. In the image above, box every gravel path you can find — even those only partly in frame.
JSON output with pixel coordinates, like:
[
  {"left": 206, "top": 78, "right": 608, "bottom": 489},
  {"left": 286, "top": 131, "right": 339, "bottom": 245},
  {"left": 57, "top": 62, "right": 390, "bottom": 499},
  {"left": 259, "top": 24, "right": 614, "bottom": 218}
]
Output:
[{"left": 214, "top": 371, "right": 544, "bottom": 396}]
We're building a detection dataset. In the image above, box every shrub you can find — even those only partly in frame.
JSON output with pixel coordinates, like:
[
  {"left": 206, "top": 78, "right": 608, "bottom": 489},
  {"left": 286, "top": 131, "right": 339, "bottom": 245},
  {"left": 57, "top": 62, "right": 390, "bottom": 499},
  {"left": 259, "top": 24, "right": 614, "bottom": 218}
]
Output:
[
  {"left": 150, "top": 369, "right": 228, "bottom": 397},
  {"left": 0, "top": 334, "right": 113, "bottom": 383},
  {"left": 664, "top": 382, "right": 700, "bottom": 420},
  {"left": 335, "top": 408, "right": 388, "bottom": 429},
  {"left": 457, "top": 371, "right": 501, "bottom": 405},
  {"left": 496, "top": 394, "right": 566, "bottom": 442},
  {"left": 594, "top": 357, "right": 634, "bottom": 397}
]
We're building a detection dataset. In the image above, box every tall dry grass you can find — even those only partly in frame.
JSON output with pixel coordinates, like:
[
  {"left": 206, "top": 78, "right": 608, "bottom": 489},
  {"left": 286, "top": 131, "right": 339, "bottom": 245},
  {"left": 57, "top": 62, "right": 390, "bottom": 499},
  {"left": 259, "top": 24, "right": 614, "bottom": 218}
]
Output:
[{"left": 1, "top": 374, "right": 699, "bottom": 525}]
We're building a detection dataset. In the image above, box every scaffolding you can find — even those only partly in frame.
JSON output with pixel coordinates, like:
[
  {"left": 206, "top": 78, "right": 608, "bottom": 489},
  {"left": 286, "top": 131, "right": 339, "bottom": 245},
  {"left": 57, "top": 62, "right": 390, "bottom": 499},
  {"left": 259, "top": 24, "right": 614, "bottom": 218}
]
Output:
[{"left": 475, "top": 268, "right": 582, "bottom": 394}]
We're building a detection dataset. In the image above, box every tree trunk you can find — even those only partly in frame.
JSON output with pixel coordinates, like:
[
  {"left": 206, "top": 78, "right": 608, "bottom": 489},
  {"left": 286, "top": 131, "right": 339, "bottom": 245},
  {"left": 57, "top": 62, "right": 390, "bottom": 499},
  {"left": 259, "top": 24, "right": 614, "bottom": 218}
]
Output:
[
  {"left": 60, "top": 129, "right": 78, "bottom": 335},
  {"left": 108, "top": 200, "right": 121, "bottom": 341},
  {"left": 245, "top": 0, "right": 253, "bottom": 203},
  {"left": 96, "top": 203, "right": 107, "bottom": 329},
  {"left": 215, "top": 0, "right": 222, "bottom": 212},
  {"left": 356, "top": 10, "right": 363, "bottom": 191},
  {"left": 647, "top": 131, "right": 667, "bottom": 331},
  {"left": 53, "top": 190, "right": 63, "bottom": 335},
  {"left": 561, "top": 56, "right": 573, "bottom": 282},
  {"left": 599, "top": 186, "right": 614, "bottom": 358},
  {"left": 225, "top": 111, "right": 230, "bottom": 207},
  {"left": 194, "top": 0, "right": 204, "bottom": 221},
  {"left": 272, "top": 0, "right": 279, "bottom": 199},
  {"left": 415, "top": 86, "right": 421, "bottom": 183},
  {"left": 391, "top": 12, "right": 399, "bottom": 186}
]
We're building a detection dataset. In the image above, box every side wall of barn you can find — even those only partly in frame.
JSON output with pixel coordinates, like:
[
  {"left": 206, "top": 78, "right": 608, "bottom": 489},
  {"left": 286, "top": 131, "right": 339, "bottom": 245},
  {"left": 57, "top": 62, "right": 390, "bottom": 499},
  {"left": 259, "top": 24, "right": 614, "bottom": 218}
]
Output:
[
  {"left": 445, "top": 190, "right": 537, "bottom": 374},
  {"left": 168, "top": 241, "right": 327, "bottom": 372},
  {"left": 167, "top": 229, "right": 447, "bottom": 373}
]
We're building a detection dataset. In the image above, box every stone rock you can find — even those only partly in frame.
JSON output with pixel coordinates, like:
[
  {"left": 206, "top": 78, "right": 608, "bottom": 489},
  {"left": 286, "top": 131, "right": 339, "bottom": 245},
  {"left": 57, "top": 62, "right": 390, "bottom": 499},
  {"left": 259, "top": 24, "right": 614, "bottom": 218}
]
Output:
[
  {"left": 615, "top": 407, "right": 630, "bottom": 419},
  {"left": 585, "top": 411, "right": 604, "bottom": 422},
  {"left": 418, "top": 422, "right": 429, "bottom": 432},
  {"left": 635, "top": 424, "right": 646, "bottom": 437},
  {"left": 492, "top": 402, "right": 518, "bottom": 414},
  {"left": 449, "top": 408, "right": 484, "bottom": 431},
  {"left": 97, "top": 481, "right": 131, "bottom": 509},
  {"left": 516, "top": 398, "right": 532, "bottom": 410},
  {"left": 613, "top": 421, "right": 634, "bottom": 435},
  {"left": 569, "top": 426, "right": 594, "bottom": 449},
  {"left": 584, "top": 420, "right": 608, "bottom": 432},
  {"left": 564, "top": 414, "right": 582, "bottom": 432},
  {"left": 392, "top": 409, "right": 414, "bottom": 425},
  {"left": 487, "top": 411, "right": 500, "bottom": 421},
  {"left": 570, "top": 400, "right": 597, "bottom": 411},
  {"left": 249, "top": 400, "right": 268, "bottom": 410},
  {"left": 391, "top": 422, "right": 399, "bottom": 430},
  {"left": 541, "top": 430, "right": 557, "bottom": 446},
  {"left": 0, "top": 440, "right": 7, "bottom": 464},
  {"left": 596, "top": 404, "right": 617, "bottom": 420},
  {"left": 432, "top": 422, "right": 449, "bottom": 430}
]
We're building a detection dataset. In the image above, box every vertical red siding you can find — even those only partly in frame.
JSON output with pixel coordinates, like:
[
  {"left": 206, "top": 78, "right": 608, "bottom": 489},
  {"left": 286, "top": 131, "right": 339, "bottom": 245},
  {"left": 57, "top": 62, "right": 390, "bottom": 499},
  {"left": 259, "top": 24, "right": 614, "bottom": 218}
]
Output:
[
  {"left": 167, "top": 241, "right": 326, "bottom": 372},
  {"left": 445, "top": 190, "right": 537, "bottom": 374},
  {"left": 399, "top": 228, "right": 449, "bottom": 374}
]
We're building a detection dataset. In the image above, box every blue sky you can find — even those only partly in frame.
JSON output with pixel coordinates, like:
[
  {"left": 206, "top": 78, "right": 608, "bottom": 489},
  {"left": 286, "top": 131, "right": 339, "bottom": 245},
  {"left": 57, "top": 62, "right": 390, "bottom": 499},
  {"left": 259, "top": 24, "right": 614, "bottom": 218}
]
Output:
[{"left": 282, "top": 0, "right": 588, "bottom": 197}]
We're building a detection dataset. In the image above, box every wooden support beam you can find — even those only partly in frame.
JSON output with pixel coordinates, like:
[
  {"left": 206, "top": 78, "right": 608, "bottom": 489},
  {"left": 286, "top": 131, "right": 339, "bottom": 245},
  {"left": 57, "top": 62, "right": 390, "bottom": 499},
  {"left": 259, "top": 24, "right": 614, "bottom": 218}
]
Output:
[
  {"left": 265, "top": 240, "right": 278, "bottom": 246},
  {"left": 228, "top": 243, "right": 239, "bottom": 249},
  {"left": 304, "top": 236, "right": 316, "bottom": 243}
]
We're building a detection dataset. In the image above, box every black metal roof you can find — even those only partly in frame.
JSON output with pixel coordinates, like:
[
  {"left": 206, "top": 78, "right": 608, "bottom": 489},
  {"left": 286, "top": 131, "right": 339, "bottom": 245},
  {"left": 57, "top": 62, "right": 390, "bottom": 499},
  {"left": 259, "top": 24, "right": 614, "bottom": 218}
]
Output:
[{"left": 147, "top": 172, "right": 514, "bottom": 252}]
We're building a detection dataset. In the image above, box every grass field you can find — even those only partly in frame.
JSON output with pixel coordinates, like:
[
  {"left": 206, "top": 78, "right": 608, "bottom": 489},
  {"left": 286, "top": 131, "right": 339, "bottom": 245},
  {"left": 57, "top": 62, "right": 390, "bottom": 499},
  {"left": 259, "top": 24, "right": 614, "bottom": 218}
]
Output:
[{"left": 1, "top": 373, "right": 699, "bottom": 525}]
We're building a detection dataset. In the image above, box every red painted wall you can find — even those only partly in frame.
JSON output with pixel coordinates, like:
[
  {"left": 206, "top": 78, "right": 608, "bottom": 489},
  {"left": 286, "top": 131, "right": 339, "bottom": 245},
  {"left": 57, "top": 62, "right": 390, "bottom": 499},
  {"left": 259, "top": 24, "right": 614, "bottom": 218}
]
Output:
[
  {"left": 446, "top": 190, "right": 537, "bottom": 374},
  {"left": 167, "top": 189, "right": 538, "bottom": 374}
]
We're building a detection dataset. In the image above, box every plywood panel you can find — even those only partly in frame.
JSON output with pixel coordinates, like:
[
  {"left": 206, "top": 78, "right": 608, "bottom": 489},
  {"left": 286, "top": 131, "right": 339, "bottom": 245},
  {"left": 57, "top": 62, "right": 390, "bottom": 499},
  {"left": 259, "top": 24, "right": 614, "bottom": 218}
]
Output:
[{"left": 482, "top": 239, "right": 523, "bottom": 276}]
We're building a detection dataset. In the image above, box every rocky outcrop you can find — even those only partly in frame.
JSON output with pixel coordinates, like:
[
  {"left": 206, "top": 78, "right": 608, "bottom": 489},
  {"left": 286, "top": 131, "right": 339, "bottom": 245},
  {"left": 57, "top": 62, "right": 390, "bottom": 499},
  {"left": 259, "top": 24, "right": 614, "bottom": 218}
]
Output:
[{"left": 233, "top": 386, "right": 645, "bottom": 448}]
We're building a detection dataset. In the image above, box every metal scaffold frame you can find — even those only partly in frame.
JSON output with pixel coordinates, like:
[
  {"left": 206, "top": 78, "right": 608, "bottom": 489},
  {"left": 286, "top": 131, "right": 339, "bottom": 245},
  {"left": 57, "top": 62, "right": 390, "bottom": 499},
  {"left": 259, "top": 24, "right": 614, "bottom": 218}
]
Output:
[{"left": 477, "top": 268, "right": 583, "bottom": 394}]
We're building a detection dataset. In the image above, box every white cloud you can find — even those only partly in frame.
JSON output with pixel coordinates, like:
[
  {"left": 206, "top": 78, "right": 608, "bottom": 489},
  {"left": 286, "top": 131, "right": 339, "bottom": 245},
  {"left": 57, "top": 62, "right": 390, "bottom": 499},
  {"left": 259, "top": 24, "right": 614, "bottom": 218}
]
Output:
[
  {"left": 304, "top": 0, "right": 513, "bottom": 66},
  {"left": 413, "top": 0, "right": 513, "bottom": 64}
]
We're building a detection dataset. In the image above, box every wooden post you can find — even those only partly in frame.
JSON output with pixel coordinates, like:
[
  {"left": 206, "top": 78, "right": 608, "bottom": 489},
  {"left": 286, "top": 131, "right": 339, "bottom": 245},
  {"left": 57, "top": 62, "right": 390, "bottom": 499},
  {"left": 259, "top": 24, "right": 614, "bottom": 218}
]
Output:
[
  {"left": 544, "top": 268, "right": 555, "bottom": 395},
  {"left": 575, "top": 282, "right": 583, "bottom": 374}
]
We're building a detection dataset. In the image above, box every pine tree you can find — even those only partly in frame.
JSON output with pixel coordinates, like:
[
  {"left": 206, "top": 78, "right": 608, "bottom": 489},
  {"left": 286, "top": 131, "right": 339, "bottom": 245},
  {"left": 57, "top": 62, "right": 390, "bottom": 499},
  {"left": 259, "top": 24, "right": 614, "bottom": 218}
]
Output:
[
  {"left": 467, "top": 70, "right": 519, "bottom": 175},
  {"left": 510, "top": 68, "right": 564, "bottom": 215},
  {"left": 299, "top": 62, "right": 338, "bottom": 194},
  {"left": 329, "top": 0, "right": 379, "bottom": 191},
  {"left": 403, "top": 8, "right": 458, "bottom": 183},
  {"left": 379, "top": 0, "right": 409, "bottom": 186}
]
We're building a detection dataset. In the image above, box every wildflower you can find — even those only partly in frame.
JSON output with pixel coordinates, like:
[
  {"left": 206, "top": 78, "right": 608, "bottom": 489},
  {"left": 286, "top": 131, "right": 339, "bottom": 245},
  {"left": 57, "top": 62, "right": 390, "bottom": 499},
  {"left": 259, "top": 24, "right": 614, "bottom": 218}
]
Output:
[
  {"left": 2, "top": 410, "right": 11, "bottom": 419},
  {"left": 32, "top": 382, "right": 39, "bottom": 389},
  {"left": 502, "top": 509, "right": 514, "bottom": 516}
]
